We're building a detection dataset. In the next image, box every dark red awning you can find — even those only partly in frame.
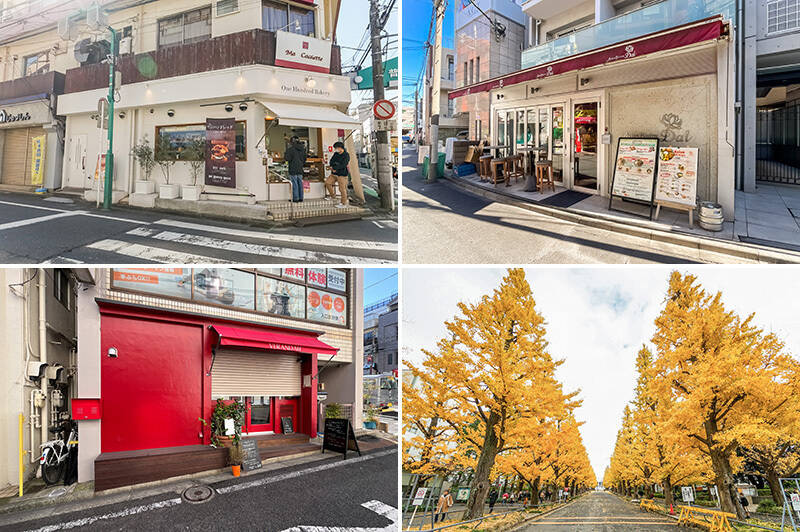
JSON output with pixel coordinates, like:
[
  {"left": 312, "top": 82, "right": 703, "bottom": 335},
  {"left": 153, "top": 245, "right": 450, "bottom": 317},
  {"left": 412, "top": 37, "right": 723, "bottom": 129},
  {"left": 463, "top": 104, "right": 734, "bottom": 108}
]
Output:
[
  {"left": 449, "top": 18, "right": 725, "bottom": 99},
  {"left": 211, "top": 325, "right": 338, "bottom": 356}
]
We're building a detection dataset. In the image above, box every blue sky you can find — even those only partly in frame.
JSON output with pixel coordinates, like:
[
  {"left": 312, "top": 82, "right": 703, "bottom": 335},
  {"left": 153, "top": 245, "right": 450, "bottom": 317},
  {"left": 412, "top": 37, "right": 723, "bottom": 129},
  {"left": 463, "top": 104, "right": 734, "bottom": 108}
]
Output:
[
  {"left": 402, "top": 0, "right": 454, "bottom": 107},
  {"left": 363, "top": 268, "right": 398, "bottom": 306}
]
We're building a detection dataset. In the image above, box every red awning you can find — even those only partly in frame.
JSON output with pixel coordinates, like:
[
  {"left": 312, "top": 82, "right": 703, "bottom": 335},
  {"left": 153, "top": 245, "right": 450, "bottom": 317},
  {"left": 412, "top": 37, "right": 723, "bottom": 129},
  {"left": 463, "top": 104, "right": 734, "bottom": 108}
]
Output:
[
  {"left": 449, "top": 18, "right": 725, "bottom": 99},
  {"left": 211, "top": 325, "right": 338, "bottom": 356}
]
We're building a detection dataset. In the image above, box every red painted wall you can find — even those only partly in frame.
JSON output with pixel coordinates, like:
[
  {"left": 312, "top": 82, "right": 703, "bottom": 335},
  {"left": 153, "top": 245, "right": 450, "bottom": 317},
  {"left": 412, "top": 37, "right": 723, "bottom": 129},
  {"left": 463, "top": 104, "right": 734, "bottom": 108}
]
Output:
[{"left": 101, "top": 315, "right": 205, "bottom": 452}]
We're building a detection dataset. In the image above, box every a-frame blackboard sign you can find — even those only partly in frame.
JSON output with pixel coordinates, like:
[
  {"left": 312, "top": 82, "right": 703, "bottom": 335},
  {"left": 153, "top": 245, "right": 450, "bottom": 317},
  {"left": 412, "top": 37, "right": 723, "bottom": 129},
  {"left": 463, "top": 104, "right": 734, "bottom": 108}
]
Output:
[{"left": 322, "top": 418, "right": 361, "bottom": 460}]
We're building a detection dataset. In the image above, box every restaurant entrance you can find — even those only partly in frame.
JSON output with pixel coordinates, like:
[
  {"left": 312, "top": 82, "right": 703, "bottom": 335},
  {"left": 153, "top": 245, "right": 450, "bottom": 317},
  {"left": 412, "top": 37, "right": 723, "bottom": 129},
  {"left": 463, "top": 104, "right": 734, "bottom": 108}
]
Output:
[{"left": 571, "top": 100, "right": 600, "bottom": 193}]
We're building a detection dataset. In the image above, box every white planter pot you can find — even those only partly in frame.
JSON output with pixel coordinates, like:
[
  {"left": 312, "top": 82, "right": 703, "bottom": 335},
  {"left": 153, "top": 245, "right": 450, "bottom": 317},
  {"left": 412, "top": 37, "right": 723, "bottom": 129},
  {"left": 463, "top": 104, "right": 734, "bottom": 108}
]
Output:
[
  {"left": 159, "top": 183, "right": 180, "bottom": 199},
  {"left": 182, "top": 185, "right": 201, "bottom": 201},
  {"left": 134, "top": 180, "right": 155, "bottom": 195}
]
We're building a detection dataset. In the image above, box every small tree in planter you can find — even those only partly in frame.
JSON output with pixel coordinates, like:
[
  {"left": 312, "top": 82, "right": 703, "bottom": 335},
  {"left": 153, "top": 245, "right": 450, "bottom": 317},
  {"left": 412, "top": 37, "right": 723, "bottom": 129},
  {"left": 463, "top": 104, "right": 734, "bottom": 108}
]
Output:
[
  {"left": 209, "top": 398, "right": 245, "bottom": 448},
  {"left": 363, "top": 405, "right": 378, "bottom": 429},
  {"left": 324, "top": 402, "right": 343, "bottom": 420},
  {"left": 154, "top": 134, "right": 179, "bottom": 199},
  {"left": 182, "top": 137, "right": 205, "bottom": 201},
  {"left": 131, "top": 138, "right": 156, "bottom": 194},
  {"left": 228, "top": 441, "right": 244, "bottom": 477}
]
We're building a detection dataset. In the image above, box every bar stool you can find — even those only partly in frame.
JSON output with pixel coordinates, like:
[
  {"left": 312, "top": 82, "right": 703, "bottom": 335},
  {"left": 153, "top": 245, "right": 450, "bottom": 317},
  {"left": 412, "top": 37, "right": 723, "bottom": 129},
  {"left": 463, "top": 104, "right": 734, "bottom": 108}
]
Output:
[
  {"left": 505, "top": 155, "right": 524, "bottom": 186},
  {"left": 491, "top": 158, "right": 507, "bottom": 186},
  {"left": 536, "top": 160, "right": 555, "bottom": 193},
  {"left": 479, "top": 155, "right": 493, "bottom": 182}
]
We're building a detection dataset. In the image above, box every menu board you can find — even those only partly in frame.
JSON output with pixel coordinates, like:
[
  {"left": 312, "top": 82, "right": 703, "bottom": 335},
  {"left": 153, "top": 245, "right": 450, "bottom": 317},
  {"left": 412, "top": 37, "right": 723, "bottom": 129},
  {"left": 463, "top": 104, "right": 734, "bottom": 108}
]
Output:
[
  {"left": 610, "top": 138, "right": 659, "bottom": 203},
  {"left": 655, "top": 147, "right": 698, "bottom": 207},
  {"left": 240, "top": 438, "right": 262, "bottom": 472},
  {"left": 322, "top": 418, "right": 361, "bottom": 459}
]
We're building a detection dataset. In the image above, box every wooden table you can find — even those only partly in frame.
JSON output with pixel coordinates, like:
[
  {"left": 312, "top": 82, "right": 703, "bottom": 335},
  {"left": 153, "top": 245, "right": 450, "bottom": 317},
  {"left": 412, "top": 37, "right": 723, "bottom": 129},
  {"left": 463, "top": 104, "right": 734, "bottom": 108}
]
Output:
[{"left": 483, "top": 145, "right": 511, "bottom": 159}]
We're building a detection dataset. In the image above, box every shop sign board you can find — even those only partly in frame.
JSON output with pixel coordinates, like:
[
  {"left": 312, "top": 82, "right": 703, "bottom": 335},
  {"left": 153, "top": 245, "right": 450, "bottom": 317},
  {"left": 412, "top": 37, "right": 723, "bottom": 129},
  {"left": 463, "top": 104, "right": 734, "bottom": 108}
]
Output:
[
  {"left": 30, "top": 135, "right": 46, "bottom": 186},
  {"left": 307, "top": 268, "right": 327, "bottom": 288},
  {"left": 322, "top": 417, "right": 361, "bottom": 460},
  {"left": 0, "top": 108, "right": 32, "bottom": 125},
  {"left": 412, "top": 487, "right": 428, "bottom": 506},
  {"left": 609, "top": 137, "right": 659, "bottom": 219},
  {"left": 112, "top": 268, "right": 191, "bottom": 298},
  {"left": 327, "top": 269, "right": 346, "bottom": 291},
  {"left": 283, "top": 267, "right": 305, "bottom": 281},
  {"left": 281, "top": 416, "right": 294, "bottom": 434},
  {"left": 205, "top": 118, "right": 237, "bottom": 188},
  {"left": 655, "top": 146, "right": 698, "bottom": 208},
  {"left": 241, "top": 438, "right": 263, "bottom": 472},
  {"left": 275, "top": 31, "right": 332, "bottom": 74},
  {"left": 352, "top": 57, "right": 398, "bottom": 90},
  {"left": 681, "top": 486, "right": 694, "bottom": 502},
  {"left": 307, "top": 288, "right": 347, "bottom": 326}
]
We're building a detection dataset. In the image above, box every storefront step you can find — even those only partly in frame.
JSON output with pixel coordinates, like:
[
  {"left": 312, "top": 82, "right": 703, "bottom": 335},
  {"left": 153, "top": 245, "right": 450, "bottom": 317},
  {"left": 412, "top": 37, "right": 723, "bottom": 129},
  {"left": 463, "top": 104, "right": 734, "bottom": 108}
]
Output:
[{"left": 267, "top": 203, "right": 368, "bottom": 222}]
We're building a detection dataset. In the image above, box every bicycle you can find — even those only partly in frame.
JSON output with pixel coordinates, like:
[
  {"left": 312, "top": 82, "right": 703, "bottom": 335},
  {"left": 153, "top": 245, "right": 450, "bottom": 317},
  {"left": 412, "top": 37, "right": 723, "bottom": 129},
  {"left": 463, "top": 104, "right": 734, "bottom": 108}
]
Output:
[{"left": 38, "top": 420, "right": 78, "bottom": 485}]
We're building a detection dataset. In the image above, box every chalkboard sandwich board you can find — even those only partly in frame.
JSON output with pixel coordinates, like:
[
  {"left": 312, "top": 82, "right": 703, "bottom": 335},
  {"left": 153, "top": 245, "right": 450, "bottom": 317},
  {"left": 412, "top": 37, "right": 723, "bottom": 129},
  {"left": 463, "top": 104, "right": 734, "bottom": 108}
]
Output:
[
  {"left": 608, "top": 137, "right": 660, "bottom": 219},
  {"left": 240, "top": 438, "right": 262, "bottom": 472},
  {"left": 281, "top": 416, "right": 294, "bottom": 434},
  {"left": 322, "top": 418, "right": 361, "bottom": 460}
]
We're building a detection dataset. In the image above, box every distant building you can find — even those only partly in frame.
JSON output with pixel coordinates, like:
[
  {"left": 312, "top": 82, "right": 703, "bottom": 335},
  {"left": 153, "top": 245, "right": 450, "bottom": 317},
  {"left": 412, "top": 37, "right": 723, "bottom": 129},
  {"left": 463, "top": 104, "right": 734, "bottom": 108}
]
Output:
[
  {"left": 363, "top": 293, "right": 398, "bottom": 375},
  {"left": 421, "top": 47, "right": 469, "bottom": 144}
]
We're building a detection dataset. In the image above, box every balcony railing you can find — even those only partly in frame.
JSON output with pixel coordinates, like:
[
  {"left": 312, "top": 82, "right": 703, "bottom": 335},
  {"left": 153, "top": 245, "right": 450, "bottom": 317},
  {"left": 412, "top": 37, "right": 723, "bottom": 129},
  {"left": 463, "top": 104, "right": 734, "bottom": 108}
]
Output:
[
  {"left": 521, "top": 0, "right": 735, "bottom": 69},
  {"left": 0, "top": 71, "right": 65, "bottom": 103},
  {"left": 64, "top": 29, "right": 342, "bottom": 94}
]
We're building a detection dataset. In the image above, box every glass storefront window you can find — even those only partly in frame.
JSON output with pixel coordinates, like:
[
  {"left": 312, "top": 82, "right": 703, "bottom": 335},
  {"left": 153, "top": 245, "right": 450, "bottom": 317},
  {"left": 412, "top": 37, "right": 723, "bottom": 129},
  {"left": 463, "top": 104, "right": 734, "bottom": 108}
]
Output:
[
  {"left": 497, "top": 112, "right": 506, "bottom": 146},
  {"left": 250, "top": 397, "right": 270, "bottom": 425},
  {"left": 307, "top": 288, "right": 347, "bottom": 326},
  {"left": 155, "top": 122, "right": 246, "bottom": 161},
  {"left": 257, "top": 277, "right": 306, "bottom": 318},
  {"left": 516, "top": 111, "right": 525, "bottom": 147},
  {"left": 112, "top": 268, "right": 192, "bottom": 298},
  {"left": 193, "top": 268, "right": 255, "bottom": 309}
]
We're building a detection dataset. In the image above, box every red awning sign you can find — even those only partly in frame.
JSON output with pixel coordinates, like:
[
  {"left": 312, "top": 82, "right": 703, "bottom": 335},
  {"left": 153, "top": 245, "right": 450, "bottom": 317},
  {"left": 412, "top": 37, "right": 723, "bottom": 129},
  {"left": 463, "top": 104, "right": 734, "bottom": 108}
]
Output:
[
  {"left": 449, "top": 18, "right": 725, "bottom": 99},
  {"left": 373, "top": 99, "right": 395, "bottom": 120},
  {"left": 211, "top": 325, "right": 338, "bottom": 356}
]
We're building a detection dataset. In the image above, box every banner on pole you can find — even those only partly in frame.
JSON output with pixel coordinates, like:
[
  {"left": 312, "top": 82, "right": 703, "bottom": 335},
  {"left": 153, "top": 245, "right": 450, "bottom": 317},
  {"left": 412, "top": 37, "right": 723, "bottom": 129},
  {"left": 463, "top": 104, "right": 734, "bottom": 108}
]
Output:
[{"left": 30, "top": 135, "right": 46, "bottom": 186}]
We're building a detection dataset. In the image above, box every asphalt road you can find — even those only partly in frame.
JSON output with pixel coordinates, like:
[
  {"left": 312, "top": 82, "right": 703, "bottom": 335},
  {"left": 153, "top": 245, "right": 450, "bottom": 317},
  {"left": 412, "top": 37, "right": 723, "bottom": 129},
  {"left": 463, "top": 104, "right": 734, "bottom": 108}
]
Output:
[
  {"left": 522, "top": 492, "right": 677, "bottom": 531},
  {"left": 2, "top": 449, "right": 397, "bottom": 532},
  {"left": 0, "top": 192, "right": 397, "bottom": 264},
  {"left": 401, "top": 152, "right": 714, "bottom": 264}
]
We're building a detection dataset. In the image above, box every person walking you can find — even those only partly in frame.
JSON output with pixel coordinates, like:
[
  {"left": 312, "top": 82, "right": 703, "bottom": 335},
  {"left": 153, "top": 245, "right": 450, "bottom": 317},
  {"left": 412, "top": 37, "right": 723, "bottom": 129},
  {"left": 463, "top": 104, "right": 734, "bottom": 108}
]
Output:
[
  {"left": 434, "top": 489, "right": 453, "bottom": 524},
  {"left": 739, "top": 494, "right": 751, "bottom": 518},
  {"left": 326, "top": 141, "right": 350, "bottom": 208},
  {"left": 488, "top": 489, "right": 499, "bottom": 514},
  {"left": 284, "top": 136, "right": 306, "bottom": 203}
]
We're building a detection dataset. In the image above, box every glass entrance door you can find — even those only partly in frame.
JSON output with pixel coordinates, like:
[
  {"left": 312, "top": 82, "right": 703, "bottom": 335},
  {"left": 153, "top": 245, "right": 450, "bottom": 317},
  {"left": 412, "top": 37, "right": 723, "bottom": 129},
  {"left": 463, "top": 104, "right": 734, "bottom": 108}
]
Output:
[
  {"left": 245, "top": 396, "right": 273, "bottom": 433},
  {"left": 572, "top": 101, "right": 599, "bottom": 192},
  {"left": 551, "top": 105, "right": 565, "bottom": 184}
]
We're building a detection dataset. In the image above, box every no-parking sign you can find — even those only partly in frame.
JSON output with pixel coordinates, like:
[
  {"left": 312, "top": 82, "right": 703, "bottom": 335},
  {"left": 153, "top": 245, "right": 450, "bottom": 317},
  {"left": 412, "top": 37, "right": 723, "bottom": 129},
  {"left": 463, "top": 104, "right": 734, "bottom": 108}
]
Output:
[{"left": 373, "top": 99, "right": 395, "bottom": 120}]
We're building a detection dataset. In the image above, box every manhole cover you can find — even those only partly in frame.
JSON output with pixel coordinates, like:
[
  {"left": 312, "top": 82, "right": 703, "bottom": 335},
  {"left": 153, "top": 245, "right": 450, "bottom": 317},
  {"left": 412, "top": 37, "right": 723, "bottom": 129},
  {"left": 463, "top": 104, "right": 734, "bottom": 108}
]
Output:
[{"left": 181, "top": 485, "right": 214, "bottom": 504}]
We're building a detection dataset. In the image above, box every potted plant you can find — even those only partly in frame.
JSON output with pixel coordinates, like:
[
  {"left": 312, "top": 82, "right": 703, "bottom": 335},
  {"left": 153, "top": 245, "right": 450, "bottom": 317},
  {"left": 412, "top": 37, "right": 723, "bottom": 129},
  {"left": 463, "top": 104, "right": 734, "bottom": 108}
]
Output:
[
  {"left": 209, "top": 398, "right": 245, "bottom": 448},
  {"left": 155, "top": 134, "right": 179, "bottom": 199},
  {"left": 363, "top": 405, "right": 378, "bottom": 429},
  {"left": 228, "top": 441, "right": 243, "bottom": 477},
  {"left": 182, "top": 137, "right": 205, "bottom": 201},
  {"left": 131, "top": 137, "right": 156, "bottom": 194},
  {"left": 324, "top": 402, "right": 342, "bottom": 420}
]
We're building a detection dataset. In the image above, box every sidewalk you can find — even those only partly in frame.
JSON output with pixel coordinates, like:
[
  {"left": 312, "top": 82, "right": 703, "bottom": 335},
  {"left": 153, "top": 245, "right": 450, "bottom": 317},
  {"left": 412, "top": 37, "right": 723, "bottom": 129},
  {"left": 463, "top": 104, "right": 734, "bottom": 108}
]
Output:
[{"left": 416, "top": 156, "right": 800, "bottom": 263}]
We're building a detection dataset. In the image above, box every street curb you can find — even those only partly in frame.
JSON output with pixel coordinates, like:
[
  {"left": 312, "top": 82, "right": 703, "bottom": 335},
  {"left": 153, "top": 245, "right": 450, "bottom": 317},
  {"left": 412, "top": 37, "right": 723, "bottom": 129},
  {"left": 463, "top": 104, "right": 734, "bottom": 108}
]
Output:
[{"left": 441, "top": 175, "right": 800, "bottom": 264}]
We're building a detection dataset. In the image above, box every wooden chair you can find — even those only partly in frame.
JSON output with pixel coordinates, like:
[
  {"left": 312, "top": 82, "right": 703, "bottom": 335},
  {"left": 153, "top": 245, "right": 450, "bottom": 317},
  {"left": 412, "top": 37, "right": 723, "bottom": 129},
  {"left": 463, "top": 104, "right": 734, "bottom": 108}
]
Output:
[
  {"left": 505, "top": 155, "right": 524, "bottom": 186},
  {"left": 536, "top": 160, "right": 555, "bottom": 193},
  {"left": 491, "top": 158, "right": 507, "bottom": 186},
  {"left": 479, "top": 155, "right": 493, "bottom": 182}
]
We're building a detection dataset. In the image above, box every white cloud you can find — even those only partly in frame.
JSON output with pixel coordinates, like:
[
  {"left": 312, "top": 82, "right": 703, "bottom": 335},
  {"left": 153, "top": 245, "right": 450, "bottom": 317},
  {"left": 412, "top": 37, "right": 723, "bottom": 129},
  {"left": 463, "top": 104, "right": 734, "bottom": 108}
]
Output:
[{"left": 402, "top": 266, "right": 800, "bottom": 481}]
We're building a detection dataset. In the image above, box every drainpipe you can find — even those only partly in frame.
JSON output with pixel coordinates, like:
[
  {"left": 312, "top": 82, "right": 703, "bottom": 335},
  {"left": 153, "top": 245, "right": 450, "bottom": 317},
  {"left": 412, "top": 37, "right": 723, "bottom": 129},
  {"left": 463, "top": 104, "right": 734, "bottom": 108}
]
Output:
[
  {"left": 38, "top": 268, "right": 48, "bottom": 446},
  {"left": 735, "top": 0, "right": 744, "bottom": 190},
  {"left": 535, "top": 19, "right": 541, "bottom": 47}
]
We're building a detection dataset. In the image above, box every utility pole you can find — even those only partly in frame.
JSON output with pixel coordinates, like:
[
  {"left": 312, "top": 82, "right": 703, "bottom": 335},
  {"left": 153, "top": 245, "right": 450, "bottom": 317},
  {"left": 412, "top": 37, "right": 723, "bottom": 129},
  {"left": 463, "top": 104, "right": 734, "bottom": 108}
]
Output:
[
  {"left": 369, "top": 0, "right": 395, "bottom": 210},
  {"left": 103, "top": 27, "right": 117, "bottom": 210},
  {"left": 427, "top": 0, "right": 445, "bottom": 182},
  {"left": 414, "top": 87, "right": 419, "bottom": 147}
]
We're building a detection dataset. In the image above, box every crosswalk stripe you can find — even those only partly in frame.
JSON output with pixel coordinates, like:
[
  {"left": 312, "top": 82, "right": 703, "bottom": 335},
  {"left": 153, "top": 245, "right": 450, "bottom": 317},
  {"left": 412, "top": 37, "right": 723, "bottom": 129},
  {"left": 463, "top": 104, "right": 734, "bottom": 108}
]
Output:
[
  {"left": 0, "top": 211, "right": 83, "bottom": 231},
  {"left": 127, "top": 228, "right": 391, "bottom": 263},
  {"left": 85, "top": 240, "right": 227, "bottom": 264},
  {"left": 42, "top": 256, "right": 84, "bottom": 264},
  {"left": 151, "top": 219, "right": 398, "bottom": 252}
]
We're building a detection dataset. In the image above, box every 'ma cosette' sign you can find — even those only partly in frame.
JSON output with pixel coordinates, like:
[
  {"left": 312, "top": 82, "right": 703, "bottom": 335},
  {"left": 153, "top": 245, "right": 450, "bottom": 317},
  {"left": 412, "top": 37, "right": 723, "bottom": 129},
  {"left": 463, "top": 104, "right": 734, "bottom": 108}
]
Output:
[{"left": 275, "top": 31, "right": 332, "bottom": 73}]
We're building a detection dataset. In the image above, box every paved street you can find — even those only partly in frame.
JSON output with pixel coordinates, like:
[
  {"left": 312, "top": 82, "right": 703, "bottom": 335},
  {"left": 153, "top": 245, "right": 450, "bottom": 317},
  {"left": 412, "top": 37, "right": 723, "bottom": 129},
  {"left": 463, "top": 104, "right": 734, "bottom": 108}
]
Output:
[
  {"left": 0, "top": 192, "right": 397, "bottom": 264},
  {"left": 401, "top": 151, "right": 745, "bottom": 264},
  {"left": 0, "top": 448, "right": 397, "bottom": 532},
  {"left": 522, "top": 492, "right": 676, "bottom": 531}
]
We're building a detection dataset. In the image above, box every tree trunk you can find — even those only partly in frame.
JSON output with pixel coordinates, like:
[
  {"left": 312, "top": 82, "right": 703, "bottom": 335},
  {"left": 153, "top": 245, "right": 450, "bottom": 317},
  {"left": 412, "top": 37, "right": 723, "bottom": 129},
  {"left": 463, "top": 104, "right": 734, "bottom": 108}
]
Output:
[
  {"left": 664, "top": 476, "right": 674, "bottom": 510},
  {"left": 531, "top": 477, "right": 541, "bottom": 506},
  {"left": 464, "top": 410, "right": 501, "bottom": 519},
  {"left": 765, "top": 466, "right": 783, "bottom": 505},
  {"left": 709, "top": 446, "right": 743, "bottom": 518}
]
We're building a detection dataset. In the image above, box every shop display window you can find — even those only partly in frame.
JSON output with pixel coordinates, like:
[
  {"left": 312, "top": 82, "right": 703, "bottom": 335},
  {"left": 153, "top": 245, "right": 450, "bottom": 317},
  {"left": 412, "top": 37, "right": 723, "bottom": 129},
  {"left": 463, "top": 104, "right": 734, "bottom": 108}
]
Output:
[
  {"left": 192, "top": 269, "right": 256, "bottom": 310},
  {"left": 265, "top": 124, "right": 324, "bottom": 183},
  {"left": 155, "top": 122, "right": 246, "bottom": 161}
]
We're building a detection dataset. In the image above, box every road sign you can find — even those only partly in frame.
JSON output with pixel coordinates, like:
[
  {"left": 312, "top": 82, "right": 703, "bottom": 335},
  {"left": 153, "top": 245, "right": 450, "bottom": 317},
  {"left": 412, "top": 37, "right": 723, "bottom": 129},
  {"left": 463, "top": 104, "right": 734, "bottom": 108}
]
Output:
[
  {"left": 373, "top": 99, "right": 395, "bottom": 120},
  {"left": 681, "top": 486, "right": 694, "bottom": 502},
  {"left": 373, "top": 119, "right": 394, "bottom": 131},
  {"left": 791, "top": 493, "right": 800, "bottom": 511},
  {"left": 96, "top": 98, "right": 108, "bottom": 129},
  {"left": 412, "top": 487, "right": 427, "bottom": 506}
]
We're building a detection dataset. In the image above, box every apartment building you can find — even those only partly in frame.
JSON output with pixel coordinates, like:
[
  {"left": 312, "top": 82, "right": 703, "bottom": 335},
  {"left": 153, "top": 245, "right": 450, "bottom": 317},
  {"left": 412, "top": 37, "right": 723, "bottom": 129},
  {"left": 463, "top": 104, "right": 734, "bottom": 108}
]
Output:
[
  {"left": 421, "top": 47, "right": 468, "bottom": 144},
  {"left": 363, "top": 293, "right": 397, "bottom": 375},
  {"left": 0, "top": 0, "right": 363, "bottom": 207},
  {"left": 450, "top": 0, "right": 737, "bottom": 219}
]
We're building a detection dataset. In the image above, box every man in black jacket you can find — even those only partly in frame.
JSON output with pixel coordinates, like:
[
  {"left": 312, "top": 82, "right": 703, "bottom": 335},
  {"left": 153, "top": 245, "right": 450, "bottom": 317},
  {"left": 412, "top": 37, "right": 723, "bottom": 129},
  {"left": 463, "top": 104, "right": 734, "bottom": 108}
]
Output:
[
  {"left": 284, "top": 136, "right": 307, "bottom": 202},
  {"left": 326, "top": 141, "right": 350, "bottom": 208}
]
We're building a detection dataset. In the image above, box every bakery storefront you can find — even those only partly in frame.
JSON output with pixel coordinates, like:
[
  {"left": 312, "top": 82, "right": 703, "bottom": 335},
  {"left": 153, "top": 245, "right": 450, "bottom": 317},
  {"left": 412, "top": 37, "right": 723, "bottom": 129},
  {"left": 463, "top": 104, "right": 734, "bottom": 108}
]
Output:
[
  {"left": 0, "top": 99, "right": 63, "bottom": 190},
  {"left": 451, "top": 16, "right": 737, "bottom": 218},
  {"left": 86, "top": 267, "right": 352, "bottom": 490}
]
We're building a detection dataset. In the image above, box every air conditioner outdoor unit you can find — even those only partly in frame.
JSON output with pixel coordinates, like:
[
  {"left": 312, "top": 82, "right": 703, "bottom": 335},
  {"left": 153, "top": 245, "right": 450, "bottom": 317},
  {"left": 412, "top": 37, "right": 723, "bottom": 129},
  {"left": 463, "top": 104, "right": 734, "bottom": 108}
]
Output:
[{"left": 119, "top": 36, "right": 132, "bottom": 55}]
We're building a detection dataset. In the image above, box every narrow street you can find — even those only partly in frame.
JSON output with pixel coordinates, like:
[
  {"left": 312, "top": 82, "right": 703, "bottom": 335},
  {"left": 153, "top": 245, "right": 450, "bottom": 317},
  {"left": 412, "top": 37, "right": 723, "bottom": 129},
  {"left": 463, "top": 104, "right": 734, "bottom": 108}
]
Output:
[
  {"left": 0, "top": 449, "right": 397, "bottom": 532},
  {"left": 401, "top": 150, "right": 752, "bottom": 264},
  {"left": 0, "top": 192, "right": 397, "bottom": 264},
  {"left": 522, "top": 492, "right": 676, "bottom": 531}
]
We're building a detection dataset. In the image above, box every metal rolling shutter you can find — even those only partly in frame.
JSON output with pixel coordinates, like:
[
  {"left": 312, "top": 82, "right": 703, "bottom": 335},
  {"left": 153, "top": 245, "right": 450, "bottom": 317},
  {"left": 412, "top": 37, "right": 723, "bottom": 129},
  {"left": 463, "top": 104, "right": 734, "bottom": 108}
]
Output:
[
  {"left": 1, "top": 127, "right": 46, "bottom": 186},
  {"left": 211, "top": 349, "right": 302, "bottom": 398}
]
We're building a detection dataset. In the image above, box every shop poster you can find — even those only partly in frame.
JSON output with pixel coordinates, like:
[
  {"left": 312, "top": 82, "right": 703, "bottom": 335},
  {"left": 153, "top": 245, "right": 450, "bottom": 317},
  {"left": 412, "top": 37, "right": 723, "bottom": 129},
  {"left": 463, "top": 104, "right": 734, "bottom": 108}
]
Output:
[
  {"left": 307, "top": 288, "right": 346, "bottom": 326},
  {"left": 611, "top": 138, "right": 658, "bottom": 203},
  {"left": 205, "top": 118, "right": 236, "bottom": 188},
  {"left": 30, "top": 135, "right": 46, "bottom": 186},
  {"left": 655, "top": 146, "right": 698, "bottom": 207}
]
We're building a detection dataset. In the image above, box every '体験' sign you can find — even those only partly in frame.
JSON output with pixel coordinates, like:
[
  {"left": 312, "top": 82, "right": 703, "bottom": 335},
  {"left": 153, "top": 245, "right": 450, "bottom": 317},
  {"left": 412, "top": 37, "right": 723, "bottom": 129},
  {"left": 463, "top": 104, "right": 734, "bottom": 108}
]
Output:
[{"left": 275, "top": 31, "right": 332, "bottom": 74}]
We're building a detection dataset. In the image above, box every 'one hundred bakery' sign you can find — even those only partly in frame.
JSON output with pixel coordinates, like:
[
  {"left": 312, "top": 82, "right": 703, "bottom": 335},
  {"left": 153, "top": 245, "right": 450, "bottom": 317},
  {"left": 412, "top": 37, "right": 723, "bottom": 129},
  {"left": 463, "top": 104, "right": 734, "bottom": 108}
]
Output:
[
  {"left": 0, "top": 109, "right": 32, "bottom": 124},
  {"left": 275, "top": 31, "right": 332, "bottom": 74}
]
